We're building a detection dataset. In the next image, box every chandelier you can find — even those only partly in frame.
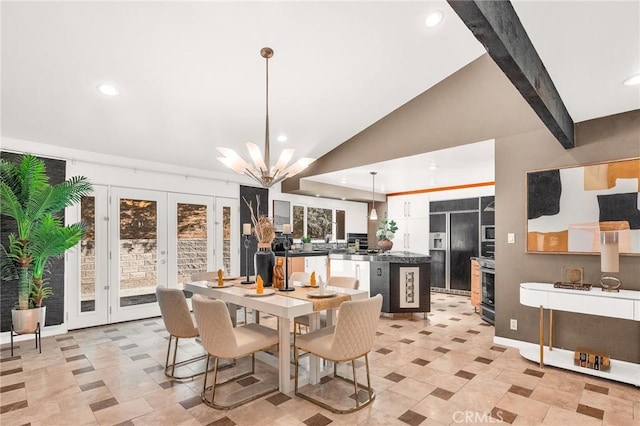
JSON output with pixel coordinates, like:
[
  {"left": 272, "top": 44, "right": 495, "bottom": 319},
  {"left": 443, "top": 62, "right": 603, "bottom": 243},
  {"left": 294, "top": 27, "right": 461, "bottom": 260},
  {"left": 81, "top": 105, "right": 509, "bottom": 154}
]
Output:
[{"left": 217, "top": 47, "right": 315, "bottom": 188}]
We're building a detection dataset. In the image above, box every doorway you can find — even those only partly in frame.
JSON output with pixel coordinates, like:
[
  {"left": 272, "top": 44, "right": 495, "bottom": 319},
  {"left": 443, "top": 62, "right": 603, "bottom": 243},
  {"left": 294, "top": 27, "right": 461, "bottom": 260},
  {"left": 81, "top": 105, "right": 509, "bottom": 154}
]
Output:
[{"left": 67, "top": 187, "right": 231, "bottom": 330}]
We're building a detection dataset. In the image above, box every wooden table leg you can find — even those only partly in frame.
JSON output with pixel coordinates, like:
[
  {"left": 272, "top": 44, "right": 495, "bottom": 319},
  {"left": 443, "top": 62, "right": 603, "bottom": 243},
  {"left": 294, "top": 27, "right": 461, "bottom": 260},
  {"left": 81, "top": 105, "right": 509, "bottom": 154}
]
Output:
[
  {"left": 539, "top": 305, "right": 544, "bottom": 368},
  {"left": 549, "top": 309, "right": 553, "bottom": 351}
]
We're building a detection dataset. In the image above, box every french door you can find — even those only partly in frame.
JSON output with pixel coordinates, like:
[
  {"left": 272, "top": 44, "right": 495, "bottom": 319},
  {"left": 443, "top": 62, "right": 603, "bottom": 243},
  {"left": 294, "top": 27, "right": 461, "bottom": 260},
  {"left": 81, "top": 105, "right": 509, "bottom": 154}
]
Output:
[
  {"left": 67, "top": 185, "right": 109, "bottom": 329},
  {"left": 109, "top": 188, "right": 167, "bottom": 322},
  {"left": 168, "top": 193, "right": 214, "bottom": 297},
  {"left": 68, "top": 188, "right": 236, "bottom": 329}
]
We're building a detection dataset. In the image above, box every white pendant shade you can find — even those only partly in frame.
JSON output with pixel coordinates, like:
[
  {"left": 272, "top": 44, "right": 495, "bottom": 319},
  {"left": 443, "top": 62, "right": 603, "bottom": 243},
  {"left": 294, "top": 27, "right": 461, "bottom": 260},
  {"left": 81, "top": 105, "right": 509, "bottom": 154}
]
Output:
[{"left": 369, "top": 171, "right": 378, "bottom": 221}]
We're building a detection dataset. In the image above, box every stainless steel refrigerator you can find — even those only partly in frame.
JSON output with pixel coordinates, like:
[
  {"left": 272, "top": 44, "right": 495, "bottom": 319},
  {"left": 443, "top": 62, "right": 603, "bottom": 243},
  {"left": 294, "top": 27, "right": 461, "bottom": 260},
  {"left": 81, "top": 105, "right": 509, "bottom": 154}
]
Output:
[{"left": 429, "top": 200, "right": 479, "bottom": 292}]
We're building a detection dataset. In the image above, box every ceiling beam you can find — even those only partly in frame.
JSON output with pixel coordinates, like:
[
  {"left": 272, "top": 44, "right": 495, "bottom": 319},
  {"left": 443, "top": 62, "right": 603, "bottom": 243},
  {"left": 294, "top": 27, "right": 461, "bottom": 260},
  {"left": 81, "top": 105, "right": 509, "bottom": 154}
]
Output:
[{"left": 448, "top": 0, "right": 575, "bottom": 149}]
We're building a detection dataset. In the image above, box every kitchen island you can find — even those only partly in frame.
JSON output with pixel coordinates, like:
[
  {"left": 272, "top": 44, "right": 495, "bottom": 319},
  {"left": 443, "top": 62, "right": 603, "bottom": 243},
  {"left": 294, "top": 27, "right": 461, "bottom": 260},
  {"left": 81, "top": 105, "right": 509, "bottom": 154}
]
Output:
[{"left": 329, "top": 251, "right": 431, "bottom": 315}]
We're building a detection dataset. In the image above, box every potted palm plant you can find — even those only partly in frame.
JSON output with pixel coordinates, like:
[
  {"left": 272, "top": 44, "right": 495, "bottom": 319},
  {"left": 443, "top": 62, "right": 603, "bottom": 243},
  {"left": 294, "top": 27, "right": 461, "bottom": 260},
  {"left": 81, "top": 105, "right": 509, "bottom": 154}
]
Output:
[{"left": 1, "top": 154, "right": 92, "bottom": 333}]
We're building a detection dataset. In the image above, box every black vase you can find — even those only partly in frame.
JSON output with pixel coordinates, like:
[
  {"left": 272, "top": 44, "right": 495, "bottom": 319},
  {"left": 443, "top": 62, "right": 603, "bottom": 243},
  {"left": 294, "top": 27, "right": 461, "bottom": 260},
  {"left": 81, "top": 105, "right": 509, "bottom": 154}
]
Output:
[{"left": 254, "top": 246, "right": 275, "bottom": 287}]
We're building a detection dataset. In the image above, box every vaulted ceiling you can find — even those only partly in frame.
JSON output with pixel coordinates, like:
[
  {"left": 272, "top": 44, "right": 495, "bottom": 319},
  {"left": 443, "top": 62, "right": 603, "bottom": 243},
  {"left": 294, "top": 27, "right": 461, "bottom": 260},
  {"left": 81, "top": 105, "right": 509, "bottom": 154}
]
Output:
[{"left": 2, "top": 1, "right": 638, "bottom": 193}]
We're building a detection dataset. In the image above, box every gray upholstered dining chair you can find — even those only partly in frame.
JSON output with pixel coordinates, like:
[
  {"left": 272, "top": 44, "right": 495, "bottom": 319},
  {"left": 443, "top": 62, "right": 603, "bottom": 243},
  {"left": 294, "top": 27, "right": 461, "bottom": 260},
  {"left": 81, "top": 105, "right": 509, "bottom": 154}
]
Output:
[
  {"left": 294, "top": 294, "right": 382, "bottom": 413},
  {"left": 191, "top": 294, "right": 279, "bottom": 410},
  {"left": 156, "top": 287, "right": 208, "bottom": 380}
]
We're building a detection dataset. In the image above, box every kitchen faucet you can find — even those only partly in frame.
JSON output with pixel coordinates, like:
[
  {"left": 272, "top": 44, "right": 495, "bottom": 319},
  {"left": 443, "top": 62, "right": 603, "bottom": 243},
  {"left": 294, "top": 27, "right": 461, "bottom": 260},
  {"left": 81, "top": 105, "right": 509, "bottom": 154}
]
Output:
[{"left": 324, "top": 221, "right": 337, "bottom": 244}]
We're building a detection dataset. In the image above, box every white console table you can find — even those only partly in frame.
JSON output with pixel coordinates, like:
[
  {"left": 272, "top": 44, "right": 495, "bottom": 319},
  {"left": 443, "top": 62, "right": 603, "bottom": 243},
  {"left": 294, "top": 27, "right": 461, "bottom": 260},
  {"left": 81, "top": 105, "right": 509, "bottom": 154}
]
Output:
[{"left": 520, "top": 282, "right": 640, "bottom": 386}]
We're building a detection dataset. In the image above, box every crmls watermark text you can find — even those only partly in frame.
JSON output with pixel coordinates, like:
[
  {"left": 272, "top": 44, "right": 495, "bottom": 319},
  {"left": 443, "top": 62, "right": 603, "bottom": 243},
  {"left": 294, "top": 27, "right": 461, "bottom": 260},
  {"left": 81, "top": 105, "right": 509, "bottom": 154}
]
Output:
[{"left": 453, "top": 410, "right": 504, "bottom": 423}]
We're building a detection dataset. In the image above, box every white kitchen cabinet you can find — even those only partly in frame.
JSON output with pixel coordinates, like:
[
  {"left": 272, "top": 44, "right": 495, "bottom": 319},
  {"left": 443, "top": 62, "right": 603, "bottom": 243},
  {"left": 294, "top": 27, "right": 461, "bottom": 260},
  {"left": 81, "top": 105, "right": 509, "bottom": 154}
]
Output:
[
  {"left": 304, "top": 256, "right": 328, "bottom": 282},
  {"left": 388, "top": 193, "right": 429, "bottom": 219},
  {"left": 387, "top": 193, "right": 430, "bottom": 254},
  {"left": 329, "top": 258, "right": 370, "bottom": 295},
  {"left": 354, "top": 261, "right": 370, "bottom": 294}
]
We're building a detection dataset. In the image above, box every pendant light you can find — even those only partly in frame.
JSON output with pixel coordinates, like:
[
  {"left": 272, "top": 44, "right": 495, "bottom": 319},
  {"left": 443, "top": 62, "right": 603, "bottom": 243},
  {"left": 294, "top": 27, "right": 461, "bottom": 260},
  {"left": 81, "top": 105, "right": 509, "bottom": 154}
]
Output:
[
  {"left": 369, "top": 171, "right": 378, "bottom": 220},
  {"left": 217, "top": 47, "right": 315, "bottom": 187}
]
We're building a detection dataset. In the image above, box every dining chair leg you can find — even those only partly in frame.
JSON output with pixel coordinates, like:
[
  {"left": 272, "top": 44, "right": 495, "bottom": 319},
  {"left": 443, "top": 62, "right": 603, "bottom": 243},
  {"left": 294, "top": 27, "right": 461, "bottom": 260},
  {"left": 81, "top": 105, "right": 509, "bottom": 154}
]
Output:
[
  {"left": 165, "top": 335, "right": 174, "bottom": 374},
  {"left": 202, "top": 355, "right": 210, "bottom": 400},
  {"left": 171, "top": 336, "right": 179, "bottom": 377},
  {"left": 365, "top": 354, "right": 373, "bottom": 400},
  {"left": 352, "top": 359, "right": 359, "bottom": 408},
  {"left": 211, "top": 357, "right": 220, "bottom": 405},
  {"left": 164, "top": 335, "right": 210, "bottom": 380}
]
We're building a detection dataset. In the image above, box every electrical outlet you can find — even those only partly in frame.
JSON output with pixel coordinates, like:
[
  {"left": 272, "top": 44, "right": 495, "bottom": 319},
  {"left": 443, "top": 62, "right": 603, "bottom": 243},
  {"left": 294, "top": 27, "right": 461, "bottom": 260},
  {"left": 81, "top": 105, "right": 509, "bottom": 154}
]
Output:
[
  {"left": 510, "top": 319, "right": 518, "bottom": 331},
  {"left": 507, "top": 233, "right": 516, "bottom": 244}
]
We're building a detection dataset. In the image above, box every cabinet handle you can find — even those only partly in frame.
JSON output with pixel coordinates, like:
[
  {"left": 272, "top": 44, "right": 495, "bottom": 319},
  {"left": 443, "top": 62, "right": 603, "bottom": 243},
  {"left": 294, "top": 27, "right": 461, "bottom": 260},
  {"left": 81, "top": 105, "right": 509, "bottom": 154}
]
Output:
[
  {"left": 407, "top": 233, "right": 410, "bottom": 248},
  {"left": 407, "top": 201, "right": 411, "bottom": 217},
  {"left": 356, "top": 263, "right": 360, "bottom": 279}
]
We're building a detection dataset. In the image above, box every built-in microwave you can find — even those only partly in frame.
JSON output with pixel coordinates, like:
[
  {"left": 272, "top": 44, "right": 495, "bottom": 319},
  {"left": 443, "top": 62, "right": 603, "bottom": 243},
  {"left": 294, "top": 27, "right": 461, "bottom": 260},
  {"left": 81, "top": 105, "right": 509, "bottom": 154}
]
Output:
[{"left": 481, "top": 225, "right": 495, "bottom": 242}]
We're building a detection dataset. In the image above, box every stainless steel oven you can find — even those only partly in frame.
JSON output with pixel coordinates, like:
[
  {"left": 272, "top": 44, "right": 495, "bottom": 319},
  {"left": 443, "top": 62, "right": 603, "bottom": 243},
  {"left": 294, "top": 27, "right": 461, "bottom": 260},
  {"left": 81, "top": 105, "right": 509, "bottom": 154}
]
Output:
[{"left": 477, "top": 257, "right": 495, "bottom": 324}]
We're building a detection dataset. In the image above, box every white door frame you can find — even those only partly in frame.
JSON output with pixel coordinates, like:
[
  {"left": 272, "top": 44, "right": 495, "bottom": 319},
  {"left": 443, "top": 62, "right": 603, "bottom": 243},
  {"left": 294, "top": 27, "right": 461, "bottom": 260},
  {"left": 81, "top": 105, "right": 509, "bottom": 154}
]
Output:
[{"left": 67, "top": 185, "right": 109, "bottom": 330}]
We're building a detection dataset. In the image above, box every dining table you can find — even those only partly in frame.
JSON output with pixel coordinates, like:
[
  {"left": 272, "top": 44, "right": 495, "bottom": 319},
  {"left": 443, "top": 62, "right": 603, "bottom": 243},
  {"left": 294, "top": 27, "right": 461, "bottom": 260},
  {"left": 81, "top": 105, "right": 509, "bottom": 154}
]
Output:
[{"left": 184, "top": 278, "right": 368, "bottom": 394}]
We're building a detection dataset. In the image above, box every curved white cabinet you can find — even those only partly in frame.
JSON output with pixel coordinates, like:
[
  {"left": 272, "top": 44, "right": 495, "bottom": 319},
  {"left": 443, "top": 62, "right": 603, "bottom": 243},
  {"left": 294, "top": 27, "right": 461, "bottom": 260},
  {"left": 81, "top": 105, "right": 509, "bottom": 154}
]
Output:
[{"left": 519, "top": 282, "right": 640, "bottom": 386}]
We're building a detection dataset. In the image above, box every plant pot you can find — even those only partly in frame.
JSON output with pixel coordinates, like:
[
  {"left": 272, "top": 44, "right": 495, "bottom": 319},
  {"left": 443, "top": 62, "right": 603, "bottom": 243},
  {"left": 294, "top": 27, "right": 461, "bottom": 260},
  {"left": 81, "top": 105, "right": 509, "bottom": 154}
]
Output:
[
  {"left": 302, "top": 243, "right": 313, "bottom": 252},
  {"left": 12, "top": 306, "right": 46, "bottom": 334},
  {"left": 254, "top": 244, "right": 275, "bottom": 287},
  {"left": 377, "top": 239, "right": 393, "bottom": 252}
]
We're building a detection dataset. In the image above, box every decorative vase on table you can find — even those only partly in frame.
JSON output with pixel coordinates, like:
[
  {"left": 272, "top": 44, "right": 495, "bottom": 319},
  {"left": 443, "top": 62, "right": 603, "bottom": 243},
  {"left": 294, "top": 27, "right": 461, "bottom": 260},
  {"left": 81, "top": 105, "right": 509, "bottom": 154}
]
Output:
[
  {"left": 378, "top": 238, "right": 393, "bottom": 252},
  {"left": 254, "top": 243, "right": 276, "bottom": 287}
]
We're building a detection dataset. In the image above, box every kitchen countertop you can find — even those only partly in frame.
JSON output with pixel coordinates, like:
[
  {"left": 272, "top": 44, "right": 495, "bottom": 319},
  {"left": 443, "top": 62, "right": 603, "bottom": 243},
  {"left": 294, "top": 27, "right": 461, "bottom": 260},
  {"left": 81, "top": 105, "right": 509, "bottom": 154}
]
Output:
[
  {"left": 273, "top": 250, "right": 330, "bottom": 257},
  {"left": 273, "top": 249, "right": 431, "bottom": 263},
  {"left": 329, "top": 251, "right": 431, "bottom": 264}
]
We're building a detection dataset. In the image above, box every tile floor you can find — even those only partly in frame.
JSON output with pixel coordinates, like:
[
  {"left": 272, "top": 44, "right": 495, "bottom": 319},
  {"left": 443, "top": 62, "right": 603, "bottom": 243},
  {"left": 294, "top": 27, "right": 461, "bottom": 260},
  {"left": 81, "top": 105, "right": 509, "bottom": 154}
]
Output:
[{"left": 1, "top": 294, "right": 639, "bottom": 425}]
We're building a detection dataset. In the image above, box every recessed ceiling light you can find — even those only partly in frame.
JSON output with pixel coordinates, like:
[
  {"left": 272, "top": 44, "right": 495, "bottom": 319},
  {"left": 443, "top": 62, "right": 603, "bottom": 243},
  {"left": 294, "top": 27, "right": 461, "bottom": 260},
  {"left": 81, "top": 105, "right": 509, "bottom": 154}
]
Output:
[
  {"left": 315, "top": 194, "right": 320, "bottom": 197},
  {"left": 623, "top": 74, "right": 640, "bottom": 86},
  {"left": 277, "top": 134, "right": 288, "bottom": 142},
  {"left": 98, "top": 84, "right": 119, "bottom": 96},
  {"left": 341, "top": 197, "right": 346, "bottom": 201},
  {"left": 429, "top": 163, "right": 437, "bottom": 170},
  {"left": 425, "top": 11, "right": 444, "bottom": 28}
]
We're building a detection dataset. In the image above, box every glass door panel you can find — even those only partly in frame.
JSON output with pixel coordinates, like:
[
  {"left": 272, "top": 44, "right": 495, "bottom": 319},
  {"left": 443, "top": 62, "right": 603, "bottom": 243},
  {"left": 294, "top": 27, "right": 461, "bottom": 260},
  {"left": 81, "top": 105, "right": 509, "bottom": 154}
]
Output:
[
  {"left": 168, "top": 194, "right": 214, "bottom": 294},
  {"left": 216, "top": 197, "right": 239, "bottom": 277},
  {"left": 67, "top": 185, "right": 109, "bottom": 330},
  {"left": 110, "top": 188, "right": 166, "bottom": 322},
  {"left": 81, "top": 196, "right": 97, "bottom": 313}
]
